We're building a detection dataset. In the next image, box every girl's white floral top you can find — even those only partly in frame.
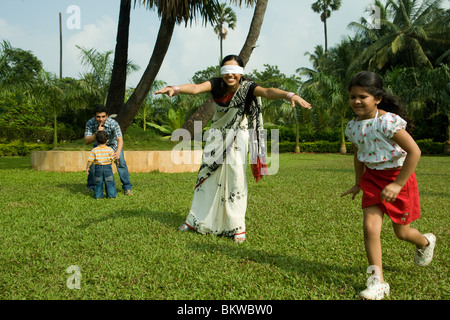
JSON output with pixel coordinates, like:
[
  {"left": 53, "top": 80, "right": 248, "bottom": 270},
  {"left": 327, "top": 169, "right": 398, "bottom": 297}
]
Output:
[{"left": 345, "top": 112, "right": 407, "bottom": 170}]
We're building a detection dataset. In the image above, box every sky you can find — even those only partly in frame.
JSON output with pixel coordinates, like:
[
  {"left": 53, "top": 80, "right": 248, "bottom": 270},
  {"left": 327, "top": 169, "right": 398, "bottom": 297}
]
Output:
[{"left": 1, "top": 0, "right": 448, "bottom": 88}]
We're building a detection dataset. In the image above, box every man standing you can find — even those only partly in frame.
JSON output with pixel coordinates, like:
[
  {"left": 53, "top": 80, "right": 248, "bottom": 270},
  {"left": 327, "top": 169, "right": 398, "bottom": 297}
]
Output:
[{"left": 84, "top": 104, "right": 133, "bottom": 195}]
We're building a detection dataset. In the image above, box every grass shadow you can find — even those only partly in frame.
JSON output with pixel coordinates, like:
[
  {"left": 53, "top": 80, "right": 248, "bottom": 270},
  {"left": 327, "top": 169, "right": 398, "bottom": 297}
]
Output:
[
  {"left": 186, "top": 242, "right": 362, "bottom": 290},
  {"left": 76, "top": 209, "right": 183, "bottom": 229},
  {"left": 57, "top": 183, "right": 91, "bottom": 196},
  {"left": 0, "top": 156, "right": 32, "bottom": 170}
]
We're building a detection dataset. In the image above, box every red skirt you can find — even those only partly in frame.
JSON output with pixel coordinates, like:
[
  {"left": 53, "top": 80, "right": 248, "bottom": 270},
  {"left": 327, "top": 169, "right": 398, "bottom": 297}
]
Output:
[{"left": 360, "top": 167, "right": 420, "bottom": 225}]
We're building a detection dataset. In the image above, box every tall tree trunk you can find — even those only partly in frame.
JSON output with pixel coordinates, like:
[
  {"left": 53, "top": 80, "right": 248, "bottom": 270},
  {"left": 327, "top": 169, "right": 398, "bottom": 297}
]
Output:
[
  {"left": 445, "top": 115, "right": 450, "bottom": 155},
  {"left": 323, "top": 17, "right": 328, "bottom": 53},
  {"left": 181, "top": 0, "right": 268, "bottom": 139},
  {"left": 339, "top": 118, "right": 347, "bottom": 154},
  {"left": 220, "top": 36, "right": 223, "bottom": 62},
  {"left": 294, "top": 120, "right": 300, "bottom": 153},
  {"left": 238, "top": 0, "right": 268, "bottom": 65},
  {"left": 115, "top": 17, "right": 176, "bottom": 132},
  {"left": 106, "top": 0, "right": 131, "bottom": 115},
  {"left": 53, "top": 106, "right": 58, "bottom": 147}
]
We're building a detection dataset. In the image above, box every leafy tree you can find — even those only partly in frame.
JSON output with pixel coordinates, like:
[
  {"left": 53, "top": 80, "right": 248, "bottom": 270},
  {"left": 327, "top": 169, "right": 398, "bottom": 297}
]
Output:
[
  {"left": 107, "top": 0, "right": 226, "bottom": 124},
  {"left": 349, "top": 0, "right": 449, "bottom": 76},
  {"left": 191, "top": 65, "right": 221, "bottom": 84},
  {"left": 0, "top": 40, "right": 43, "bottom": 90},
  {"left": 131, "top": 79, "right": 167, "bottom": 131},
  {"left": 77, "top": 45, "right": 139, "bottom": 106},
  {"left": 146, "top": 107, "right": 185, "bottom": 138},
  {"left": 105, "top": 0, "right": 263, "bottom": 138},
  {"left": 32, "top": 71, "right": 67, "bottom": 147}
]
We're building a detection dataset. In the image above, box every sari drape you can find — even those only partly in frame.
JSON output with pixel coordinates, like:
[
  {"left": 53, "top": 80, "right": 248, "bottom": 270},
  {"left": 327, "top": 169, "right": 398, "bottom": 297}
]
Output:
[{"left": 185, "top": 80, "right": 267, "bottom": 236}]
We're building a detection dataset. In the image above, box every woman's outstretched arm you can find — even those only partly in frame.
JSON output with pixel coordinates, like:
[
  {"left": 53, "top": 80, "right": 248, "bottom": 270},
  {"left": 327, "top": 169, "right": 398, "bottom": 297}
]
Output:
[
  {"left": 154, "top": 81, "right": 212, "bottom": 97},
  {"left": 253, "top": 86, "right": 311, "bottom": 109}
]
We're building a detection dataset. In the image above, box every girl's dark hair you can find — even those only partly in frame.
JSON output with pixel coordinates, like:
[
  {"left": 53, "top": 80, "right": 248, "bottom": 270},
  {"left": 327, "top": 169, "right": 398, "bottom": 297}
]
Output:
[{"left": 348, "top": 71, "right": 414, "bottom": 133}]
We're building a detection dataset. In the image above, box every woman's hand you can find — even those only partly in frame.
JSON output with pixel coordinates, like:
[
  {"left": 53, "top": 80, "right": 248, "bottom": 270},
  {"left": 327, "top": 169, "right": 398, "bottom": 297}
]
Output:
[
  {"left": 154, "top": 86, "right": 178, "bottom": 98},
  {"left": 291, "top": 94, "right": 312, "bottom": 109}
]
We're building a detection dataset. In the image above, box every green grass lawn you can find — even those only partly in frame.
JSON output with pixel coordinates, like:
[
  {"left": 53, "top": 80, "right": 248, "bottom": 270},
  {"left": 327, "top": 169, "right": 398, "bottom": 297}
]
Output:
[{"left": 0, "top": 153, "right": 448, "bottom": 300}]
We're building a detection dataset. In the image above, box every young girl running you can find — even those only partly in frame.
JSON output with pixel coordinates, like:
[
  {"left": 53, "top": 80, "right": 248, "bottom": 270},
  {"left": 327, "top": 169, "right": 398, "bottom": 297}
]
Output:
[{"left": 341, "top": 71, "right": 436, "bottom": 300}]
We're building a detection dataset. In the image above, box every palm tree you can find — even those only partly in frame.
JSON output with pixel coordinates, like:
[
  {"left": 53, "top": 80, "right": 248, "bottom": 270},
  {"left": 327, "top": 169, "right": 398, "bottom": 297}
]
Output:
[
  {"left": 181, "top": 0, "right": 268, "bottom": 139},
  {"left": 77, "top": 46, "right": 114, "bottom": 105},
  {"left": 32, "top": 72, "right": 86, "bottom": 147},
  {"left": 106, "top": 0, "right": 132, "bottom": 116},
  {"left": 135, "top": 79, "right": 166, "bottom": 131},
  {"left": 311, "top": 0, "right": 342, "bottom": 53},
  {"left": 213, "top": 3, "right": 237, "bottom": 62},
  {"left": 298, "top": 45, "right": 335, "bottom": 137},
  {"left": 299, "top": 37, "right": 365, "bottom": 154},
  {"left": 349, "top": 0, "right": 448, "bottom": 75},
  {"left": 77, "top": 45, "right": 139, "bottom": 105},
  {"left": 147, "top": 107, "right": 186, "bottom": 138},
  {"left": 383, "top": 65, "right": 450, "bottom": 150},
  {"left": 278, "top": 76, "right": 305, "bottom": 153},
  {"left": 106, "top": 0, "right": 260, "bottom": 136}
]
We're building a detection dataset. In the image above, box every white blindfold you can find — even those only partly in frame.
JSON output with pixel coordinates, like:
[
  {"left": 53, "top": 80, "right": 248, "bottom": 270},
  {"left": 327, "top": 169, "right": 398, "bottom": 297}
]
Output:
[{"left": 220, "top": 65, "right": 244, "bottom": 75}]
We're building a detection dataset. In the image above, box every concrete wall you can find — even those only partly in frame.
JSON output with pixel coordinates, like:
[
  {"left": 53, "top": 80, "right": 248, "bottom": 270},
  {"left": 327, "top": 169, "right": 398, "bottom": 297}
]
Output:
[{"left": 31, "top": 150, "right": 202, "bottom": 173}]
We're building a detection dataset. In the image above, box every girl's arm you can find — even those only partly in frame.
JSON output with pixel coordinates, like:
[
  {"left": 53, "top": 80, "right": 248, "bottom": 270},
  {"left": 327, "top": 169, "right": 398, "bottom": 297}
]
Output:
[
  {"left": 253, "top": 86, "right": 311, "bottom": 109},
  {"left": 380, "top": 129, "right": 421, "bottom": 203},
  {"left": 154, "top": 81, "right": 212, "bottom": 97},
  {"left": 341, "top": 144, "right": 364, "bottom": 200}
]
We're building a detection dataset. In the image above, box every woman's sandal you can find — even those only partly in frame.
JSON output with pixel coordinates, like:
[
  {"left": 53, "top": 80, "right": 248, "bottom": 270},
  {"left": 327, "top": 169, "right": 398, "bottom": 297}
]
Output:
[{"left": 233, "top": 233, "right": 246, "bottom": 244}]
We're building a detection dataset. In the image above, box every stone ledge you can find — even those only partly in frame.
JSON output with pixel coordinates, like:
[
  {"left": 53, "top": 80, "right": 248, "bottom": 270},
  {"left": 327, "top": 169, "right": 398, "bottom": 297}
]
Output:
[{"left": 31, "top": 150, "right": 202, "bottom": 173}]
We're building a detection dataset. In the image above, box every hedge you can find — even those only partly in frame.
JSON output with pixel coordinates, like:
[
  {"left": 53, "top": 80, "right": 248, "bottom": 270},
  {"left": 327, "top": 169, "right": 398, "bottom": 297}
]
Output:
[
  {"left": 416, "top": 139, "right": 445, "bottom": 155},
  {"left": 0, "top": 141, "right": 52, "bottom": 157},
  {"left": 0, "top": 139, "right": 445, "bottom": 157},
  {"left": 273, "top": 141, "right": 353, "bottom": 154},
  {"left": 274, "top": 140, "right": 446, "bottom": 155}
]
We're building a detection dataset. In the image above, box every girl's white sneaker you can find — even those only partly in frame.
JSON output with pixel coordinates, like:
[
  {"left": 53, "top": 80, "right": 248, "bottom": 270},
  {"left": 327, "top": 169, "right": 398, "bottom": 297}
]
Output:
[
  {"left": 414, "top": 233, "right": 436, "bottom": 267},
  {"left": 359, "top": 275, "right": 390, "bottom": 300}
]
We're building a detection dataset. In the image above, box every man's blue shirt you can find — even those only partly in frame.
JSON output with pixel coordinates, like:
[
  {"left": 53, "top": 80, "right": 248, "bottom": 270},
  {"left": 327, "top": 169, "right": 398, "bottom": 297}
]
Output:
[{"left": 84, "top": 117, "right": 122, "bottom": 151}]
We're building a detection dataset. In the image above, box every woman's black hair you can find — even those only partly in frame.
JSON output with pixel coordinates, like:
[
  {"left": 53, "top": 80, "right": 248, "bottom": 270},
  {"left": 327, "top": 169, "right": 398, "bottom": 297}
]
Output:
[
  {"left": 348, "top": 71, "right": 414, "bottom": 133},
  {"left": 215, "top": 54, "right": 254, "bottom": 113},
  {"left": 219, "top": 54, "right": 252, "bottom": 84},
  {"left": 221, "top": 54, "right": 244, "bottom": 67}
]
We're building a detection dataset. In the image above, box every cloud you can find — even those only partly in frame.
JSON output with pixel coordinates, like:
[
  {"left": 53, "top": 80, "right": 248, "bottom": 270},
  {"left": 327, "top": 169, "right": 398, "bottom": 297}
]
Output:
[
  {"left": 0, "top": 18, "right": 24, "bottom": 40},
  {"left": 63, "top": 15, "right": 117, "bottom": 78}
]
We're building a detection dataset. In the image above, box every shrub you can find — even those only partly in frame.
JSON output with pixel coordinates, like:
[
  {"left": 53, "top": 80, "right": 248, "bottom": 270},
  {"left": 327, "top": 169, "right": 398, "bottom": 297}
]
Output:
[
  {"left": 416, "top": 139, "right": 445, "bottom": 155},
  {"left": 273, "top": 139, "right": 445, "bottom": 155},
  {"left": 0, "top": 141, "right": 52, "bottom": 157},
  {"left": 273, "top": 141, "right": 353, "bottom": 154}
]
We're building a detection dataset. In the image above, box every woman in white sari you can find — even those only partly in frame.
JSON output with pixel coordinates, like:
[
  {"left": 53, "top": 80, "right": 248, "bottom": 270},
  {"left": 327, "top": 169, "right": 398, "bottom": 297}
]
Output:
[{"left": 154, "top": 55, "right": 311, "bottom": 243}]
